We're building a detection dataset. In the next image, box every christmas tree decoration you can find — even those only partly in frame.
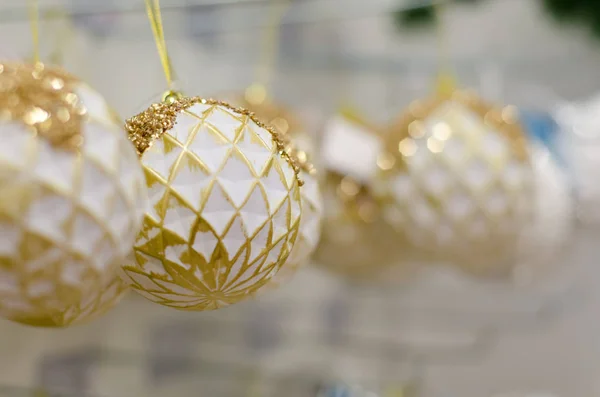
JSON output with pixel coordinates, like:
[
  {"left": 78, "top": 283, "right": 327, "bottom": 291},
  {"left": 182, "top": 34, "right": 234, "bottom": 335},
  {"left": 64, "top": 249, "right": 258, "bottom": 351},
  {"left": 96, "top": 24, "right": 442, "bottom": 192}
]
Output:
[
  {"left": 235, "top": 88, "right": 323, "bottom": 290},
  {"left": 119, "top": 0, "right": 306, "bottom": 310},
  {"left": 512, "top": 141, "right": 573, "bottom": 283},
  {"left": 120, "top": 97, "right": 303, "bottom": 310},
  {"left": 0, "top": 62, "right": 146, "bottom": 326},
  {"left": 313, "top": 111, "right": 418, "bottom": 283},
  {"left": 42, "top": 276, "right": 129, "bottom": 328},
  {"left": 554, "top": 94, "right": 600, "bottom": 225},
  {"left": 314, "top": 172, "right": 416, "bottom": 283},
  {"left": 375, "top": 90, "right": 536, "bottom": 277}
]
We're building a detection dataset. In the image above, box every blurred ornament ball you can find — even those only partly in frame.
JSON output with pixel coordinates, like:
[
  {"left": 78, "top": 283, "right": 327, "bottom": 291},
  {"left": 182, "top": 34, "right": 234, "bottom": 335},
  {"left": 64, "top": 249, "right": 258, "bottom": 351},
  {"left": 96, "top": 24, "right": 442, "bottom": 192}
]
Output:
[
  {"left": 554, "top": 93, "right": 600, "bottom": 225},
  {"left": 313, "top": 111, "right": 420, "bottom": 283},
  {"left": 511, "top": 141, "right": 572, "bottom": 284},
  {"left": 120, "top": 95, "right": 304, "bottom": 310},
  {"left": 375, "top": 90, "right": 536, "bottom": 277},
  {"left": 234, "top": 85, "right": 323, "bottom": 290},
  {"left": 0, "top": 62, "right": 146, "bottom": 327}
]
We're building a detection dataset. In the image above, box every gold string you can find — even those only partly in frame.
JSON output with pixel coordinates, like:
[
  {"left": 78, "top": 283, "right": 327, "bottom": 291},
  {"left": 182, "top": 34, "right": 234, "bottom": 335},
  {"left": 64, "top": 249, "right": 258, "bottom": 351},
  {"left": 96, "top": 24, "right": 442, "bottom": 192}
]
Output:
[
  {"left": 45, "top": 8, "right": 75, "bottom": 66},
  {"left": 433, "top": 0, "right": 456, "bottom": 96},
  {"left": 144, "top": 0, "right": 173, "bottom": 88},
  {"left": 246, "top": 0, "right": 290, "bottom": 103},
  {"left": 28, "top": 0, "right": 40, "bottom": 64}
]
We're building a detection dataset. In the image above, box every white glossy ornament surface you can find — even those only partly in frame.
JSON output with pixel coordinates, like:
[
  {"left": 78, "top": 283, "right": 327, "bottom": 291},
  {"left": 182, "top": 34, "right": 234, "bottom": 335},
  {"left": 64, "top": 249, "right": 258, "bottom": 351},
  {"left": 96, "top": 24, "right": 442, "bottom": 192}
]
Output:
[
  {"left": 225, "top": 94, "right": 324, "bottom": 291},
  {"left": 380, "top": 99, "right": 533, "bottom": 274},
  {"left": 321, "top": 114, "right": 383, "bottom": 182},
  {"left": 0, "top": 83, "right": 146, "bottom": 327},
  {"left": 267, "top": 164, "right": 323, "bottom": 288},
  {"left": 121, "top": 102, "right": 302, "bottom": 310},
  {"left": 554, "top": 95, "right": 600, "bottom": 225},
  {"left": 513, "top": 143, "right": 573, "bottom": 282}
]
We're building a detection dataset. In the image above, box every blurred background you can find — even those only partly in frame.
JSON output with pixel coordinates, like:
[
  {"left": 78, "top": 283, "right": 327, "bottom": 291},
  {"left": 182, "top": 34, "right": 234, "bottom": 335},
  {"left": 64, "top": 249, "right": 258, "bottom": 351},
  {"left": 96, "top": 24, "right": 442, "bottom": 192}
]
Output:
[{"left": 2, "top": 0, "right": 600, "bottom": 396}]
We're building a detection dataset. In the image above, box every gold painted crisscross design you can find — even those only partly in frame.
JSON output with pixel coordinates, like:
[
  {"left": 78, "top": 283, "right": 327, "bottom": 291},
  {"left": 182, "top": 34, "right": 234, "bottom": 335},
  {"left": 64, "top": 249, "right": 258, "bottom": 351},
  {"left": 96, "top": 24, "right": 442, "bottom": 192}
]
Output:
[
  {"left": 122, "top": 103, "right": 302, "bottom": 311},
  {"left": 382, "top": 93, "right": 534, "bottom": 276},
  {"left": 0, "top": 75, "right": 143, "bottom": 326}
]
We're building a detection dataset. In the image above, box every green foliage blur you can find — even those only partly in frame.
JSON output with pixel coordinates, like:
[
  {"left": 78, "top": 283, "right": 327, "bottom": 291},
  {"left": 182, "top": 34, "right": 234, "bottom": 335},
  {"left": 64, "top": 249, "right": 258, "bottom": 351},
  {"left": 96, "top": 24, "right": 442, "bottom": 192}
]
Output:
[{"left": 393, "top": 0, "right": 600, "bottom": 38}]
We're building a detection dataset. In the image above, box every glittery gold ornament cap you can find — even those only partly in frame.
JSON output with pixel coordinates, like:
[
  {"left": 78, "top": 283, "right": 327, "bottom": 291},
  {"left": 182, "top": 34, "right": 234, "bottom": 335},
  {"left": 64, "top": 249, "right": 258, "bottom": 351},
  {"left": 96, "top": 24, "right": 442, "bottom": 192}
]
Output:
[
  {"left": 387, "top": 90, "right": 529, "bottom": 163},
  {"left": 0, "top": 62, "right": 87, "bottom": 151},
  {"left": 126, "top": 96, "right": 305, "bottom": 185}
]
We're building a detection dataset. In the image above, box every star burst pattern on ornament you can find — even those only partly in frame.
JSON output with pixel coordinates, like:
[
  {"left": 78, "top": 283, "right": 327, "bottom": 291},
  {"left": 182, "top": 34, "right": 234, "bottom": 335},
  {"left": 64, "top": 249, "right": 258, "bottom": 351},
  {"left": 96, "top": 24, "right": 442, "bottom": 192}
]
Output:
[{"left": 121, "top": 100, "right": 303, "bottom": 310}]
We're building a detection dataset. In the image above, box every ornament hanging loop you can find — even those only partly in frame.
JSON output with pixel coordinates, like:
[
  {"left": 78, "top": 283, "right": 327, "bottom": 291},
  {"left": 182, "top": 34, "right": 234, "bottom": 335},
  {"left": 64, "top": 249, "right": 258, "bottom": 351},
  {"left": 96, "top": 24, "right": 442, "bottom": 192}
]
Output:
[
  {"left": 161, "top": 89, "right": 183, "bottom": 103},
  {"left": 433, "top": 0, "right": 457, "bottom": 96},
  {"left": 144, "top": 0, "right": 175, "bottom": 90},
  {"left": 246, "top": 0, "right": 291, "bottom": 105},
  {"left": 28, "top": 0, "right": 41, "bottom": 65}
]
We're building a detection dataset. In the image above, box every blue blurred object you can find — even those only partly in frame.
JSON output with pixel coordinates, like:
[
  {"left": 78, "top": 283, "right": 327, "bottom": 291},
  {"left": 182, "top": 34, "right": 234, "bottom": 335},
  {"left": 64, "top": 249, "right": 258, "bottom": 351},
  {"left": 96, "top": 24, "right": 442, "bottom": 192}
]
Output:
[
  {"left": 519, "top": 109, "right": 564, "bottom": 166},
  {"left": 317, "top": 382, "right": 380, "bottom": 397},
  {"left": 316, "top": 383, "right": 355, "bottom": 397}
]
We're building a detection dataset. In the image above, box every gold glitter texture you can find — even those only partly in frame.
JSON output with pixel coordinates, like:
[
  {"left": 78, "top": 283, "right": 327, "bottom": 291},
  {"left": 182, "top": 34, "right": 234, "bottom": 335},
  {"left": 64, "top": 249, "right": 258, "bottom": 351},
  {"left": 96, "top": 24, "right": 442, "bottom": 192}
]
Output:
[
  {"left": 121, "top": 99, "right": 303, "bottom": 310},
  {"left": 126, "top": 96, "right": 304, "bottom": 185},
  {"left": 236, "top": 94, "right": 315, "bottom": 176},
  {"left": 235, "top": 93, "right": 323, "bottom": 291},
  {"left": 0, "top": 62, "right": 146, "bottom": 327},
  {"left": 0, "top": 62, "right": 86, "bottom": 151}
]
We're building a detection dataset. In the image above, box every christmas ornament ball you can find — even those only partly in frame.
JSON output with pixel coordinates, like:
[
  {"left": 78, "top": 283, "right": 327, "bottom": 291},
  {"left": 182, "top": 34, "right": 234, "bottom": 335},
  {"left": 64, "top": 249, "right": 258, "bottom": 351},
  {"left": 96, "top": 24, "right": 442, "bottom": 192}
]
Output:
[
  {"left": 235, "top": 92, "right": 323, "bottom": 289},
  {"left": 376, "top": 90, "right": 533, "bottom": 276},
  {"left": 314, "top": 171, "right": 417, "bottom": 283},
  {"left": 511, "top": 142, "right": 572, "bottom": 283},
  {"left": 313, "top": 112, "right": 420, "bottom": 283},
  {"left": 121, "top": 96, "right": 303, "bottom": 310},
  {"left": 0, "top": 62, "right": 146, "bottom": 326},
  {"left": 39, "top": 276, "right": 129, "bottom": 328}
]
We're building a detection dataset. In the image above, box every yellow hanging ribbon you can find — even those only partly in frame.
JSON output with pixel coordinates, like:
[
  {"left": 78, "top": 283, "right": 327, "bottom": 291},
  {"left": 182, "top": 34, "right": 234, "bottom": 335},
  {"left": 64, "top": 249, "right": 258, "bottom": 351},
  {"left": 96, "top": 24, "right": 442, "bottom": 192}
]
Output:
[
  {"left": 45, "top": 8, "right": 75, "bottom": 66},
  {"left": 28, "top": 0, "right": 40, "bottom": 64},
  {"left": 144, "top": 0, "right": 174, "bottom": 90},
  {"left": 245, "top": 0, "right": 291, "bottom": 105},
  {"left": 433, "top": 0, "right": 457, "bottom": 96}
]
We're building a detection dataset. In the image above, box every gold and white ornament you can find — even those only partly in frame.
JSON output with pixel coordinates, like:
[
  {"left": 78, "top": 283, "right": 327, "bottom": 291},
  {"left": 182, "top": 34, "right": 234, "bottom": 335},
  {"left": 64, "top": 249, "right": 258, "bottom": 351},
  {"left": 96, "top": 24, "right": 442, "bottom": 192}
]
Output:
[
  {"left": 313, "top": 111, "right": 419, "bottom": 283},
  {"left": 120, "top": 96, "right": 303, "bottom": 310},
  {"left": 511, "top": 141, "right": 573, "bottom": 283},
  {"left": 376, "top": 91, "right": 534, "bottom": 277},
  {"left": 0, "top": 62, "right": 146, "bottom": 326},
  {"left": 234, "top": 92, "right": 323, "bottom": 289},
  {"left": 46, "top": 276, "right": 129, "bottom": 328}
]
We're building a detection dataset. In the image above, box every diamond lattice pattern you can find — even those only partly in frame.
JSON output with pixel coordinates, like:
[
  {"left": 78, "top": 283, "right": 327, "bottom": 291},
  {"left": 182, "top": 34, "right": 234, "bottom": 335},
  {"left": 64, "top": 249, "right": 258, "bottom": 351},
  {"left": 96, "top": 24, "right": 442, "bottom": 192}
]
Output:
[
  {"left": 0, "top": 83, "right": 146, "bottom": 326},
  {"left": 122, "top": 103, "right": 302, "bottom": 311},
  {"left": 267, "top": 170, "right": 322, "bottom": 288},
  {"left": 384, "top": 101, "right": 533, "bottom": 270}
]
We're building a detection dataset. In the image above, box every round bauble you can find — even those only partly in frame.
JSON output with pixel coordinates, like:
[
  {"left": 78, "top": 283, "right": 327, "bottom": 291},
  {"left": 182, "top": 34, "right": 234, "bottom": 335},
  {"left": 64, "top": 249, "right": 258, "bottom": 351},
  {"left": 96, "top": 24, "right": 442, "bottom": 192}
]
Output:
[
  {"left": 314, "top": 112, "right": 420, "bottom": 283},
  {"left": 41, "top": 276, "right": 128, "bottom": 327},
  {"left": 0, "top": 62, "right": 146, "bottom": 326},
  {"left": 376, "top": 90, "right": 533, "bottom": 277},
  {"left": 313, "top": 171, "right": 417, "bottom": 283},
  {"left": 511, "top": 141, "right": 573, "bottom": 283},
  {"left": 120, "top": 96, "right": 304, "bottom": 310},
  {"left": 234, "top": 92, "right": 323, "bottom": 289}
]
